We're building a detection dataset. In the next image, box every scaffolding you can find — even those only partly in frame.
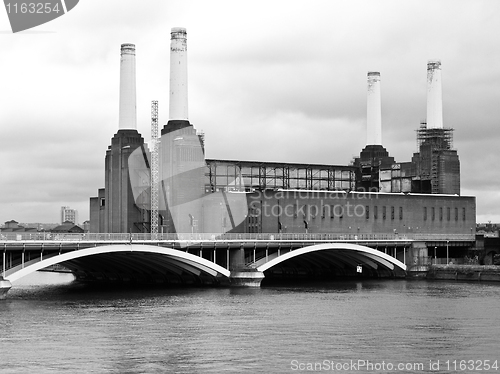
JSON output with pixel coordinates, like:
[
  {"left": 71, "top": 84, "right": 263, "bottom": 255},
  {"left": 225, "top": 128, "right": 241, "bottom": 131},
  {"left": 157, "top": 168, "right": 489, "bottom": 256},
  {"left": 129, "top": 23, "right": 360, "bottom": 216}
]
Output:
[
  {"left": 416, "top": 122, "right": 454, "bottom": 150},
  {"left": 414, "top": 122, "right": 459, "bottom": 195}
]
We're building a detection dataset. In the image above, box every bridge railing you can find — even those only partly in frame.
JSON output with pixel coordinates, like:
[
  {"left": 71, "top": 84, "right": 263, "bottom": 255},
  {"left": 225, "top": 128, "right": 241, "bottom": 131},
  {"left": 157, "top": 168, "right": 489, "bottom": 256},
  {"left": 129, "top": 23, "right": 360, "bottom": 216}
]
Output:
[{"left": 0, "top": 232, "right": 475, "bottom": 242}]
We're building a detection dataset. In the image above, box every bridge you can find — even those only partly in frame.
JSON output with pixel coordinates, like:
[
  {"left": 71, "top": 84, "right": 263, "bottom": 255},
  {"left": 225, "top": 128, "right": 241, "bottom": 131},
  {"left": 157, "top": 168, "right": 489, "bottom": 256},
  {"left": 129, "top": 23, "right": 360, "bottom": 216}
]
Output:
[{"left": 1, "top": 232, "right": 475, "bottom": 297}]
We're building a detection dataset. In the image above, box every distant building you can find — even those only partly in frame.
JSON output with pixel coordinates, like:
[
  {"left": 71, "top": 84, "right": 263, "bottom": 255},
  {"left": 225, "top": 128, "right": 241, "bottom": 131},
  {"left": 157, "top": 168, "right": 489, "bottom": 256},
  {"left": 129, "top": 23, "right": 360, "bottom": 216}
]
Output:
[
  {"left": 477, "top": 222, "right": 499, "bottom": 238},
  {"left": 0, "top": 220, "right": 37, "bottom": 233},
  {"left": 20, "top": 223, "right": 59, "bottom": 231},
  {"left": 51, "top": 221, "right": 84, "bottom": 234},
  {"left": 82, "top": 220, "right": 90, "bottom": 232},
  {"left": 61, "top": 206, "right": 78, "bottom": 224}
]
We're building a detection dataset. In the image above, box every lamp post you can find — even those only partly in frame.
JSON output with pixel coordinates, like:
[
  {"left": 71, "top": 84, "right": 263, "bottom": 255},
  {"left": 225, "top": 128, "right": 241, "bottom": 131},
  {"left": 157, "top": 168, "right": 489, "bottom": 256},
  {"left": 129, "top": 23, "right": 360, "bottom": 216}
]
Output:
[
  {"left": 159, "top": 214, "right": 164, "bottom": 236},
  {"left": 220, "top": 203, "right": 223, "bottom": 233},
  {"left": 189, "top": 214, "right": 194, "bottom": 234},
  {"left": 277, "top": 198, "right": 282, "bottom": 234}
]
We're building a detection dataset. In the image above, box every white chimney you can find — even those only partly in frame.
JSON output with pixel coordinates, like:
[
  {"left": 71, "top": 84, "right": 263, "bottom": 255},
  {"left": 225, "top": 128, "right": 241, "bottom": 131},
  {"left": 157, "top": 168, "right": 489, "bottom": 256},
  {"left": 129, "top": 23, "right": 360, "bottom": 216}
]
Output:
[
  {"left": 118, "top": 44, "right": 137, "bottom": 130},
  {"left": 366, "top": 71, "right": 382, "bottom": 145},
  {"left": 169, "top": 27, "right": 189, "bottom": 121},
  {"left": 426, "top": 60, "right": 443, "bottom": 129}
]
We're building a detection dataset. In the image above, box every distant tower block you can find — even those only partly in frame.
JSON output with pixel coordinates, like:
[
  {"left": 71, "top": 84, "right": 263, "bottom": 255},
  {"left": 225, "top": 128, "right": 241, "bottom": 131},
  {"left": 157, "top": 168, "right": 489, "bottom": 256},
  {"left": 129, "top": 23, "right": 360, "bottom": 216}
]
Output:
[
  {"left": 426, "top": 60, "right": 443, "bottom": 129},
  {"left": 366, "top": 72, "right": 382, "bottom": 145},
  {"left": 169, "top": 27, "right": 188, "bottom": 121},
  {"left": 119, "top": 44, "right": 137, "bottom": 130}
]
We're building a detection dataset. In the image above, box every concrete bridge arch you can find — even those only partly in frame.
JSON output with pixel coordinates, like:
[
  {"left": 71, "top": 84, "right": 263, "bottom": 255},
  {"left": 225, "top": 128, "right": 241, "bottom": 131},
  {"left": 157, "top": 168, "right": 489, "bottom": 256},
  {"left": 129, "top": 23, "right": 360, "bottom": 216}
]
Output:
[
  {"left": 256, "top": 243, "right": 407, "bottom": 278},
  {"left": 5, "top": 244, "right": 231, "bottom": 285}
]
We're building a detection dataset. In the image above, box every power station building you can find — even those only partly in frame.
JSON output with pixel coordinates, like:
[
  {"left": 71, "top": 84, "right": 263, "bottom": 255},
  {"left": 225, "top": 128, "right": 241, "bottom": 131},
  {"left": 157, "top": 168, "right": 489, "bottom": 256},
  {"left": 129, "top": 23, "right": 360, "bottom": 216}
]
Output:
[{"left": 90, "top": 29, "right": 475, "bottom": 245}]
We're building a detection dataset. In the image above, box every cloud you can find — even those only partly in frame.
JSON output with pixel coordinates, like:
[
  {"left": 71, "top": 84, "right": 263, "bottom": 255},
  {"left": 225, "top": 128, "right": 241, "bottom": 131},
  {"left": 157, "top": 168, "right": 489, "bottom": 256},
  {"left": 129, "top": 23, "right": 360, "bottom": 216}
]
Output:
[{"left": 1, "top": 0, "right": 500, "bottom": 224}]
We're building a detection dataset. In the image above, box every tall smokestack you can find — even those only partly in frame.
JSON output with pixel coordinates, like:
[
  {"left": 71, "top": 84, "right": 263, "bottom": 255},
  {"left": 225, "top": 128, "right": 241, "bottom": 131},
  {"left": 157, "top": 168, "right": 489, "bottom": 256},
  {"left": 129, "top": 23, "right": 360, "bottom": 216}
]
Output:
[
  {"left": 119, "top": 43, "right": 137, "bottom": 130},
  {"left": 169, "top": 27, "right": 188, "bottom": 121},
  {"left": 426, "top": 60, "right": 443, "bottom": 129},
  {"left": 366, "top": 71, "right": 382, "bottom": 145}
]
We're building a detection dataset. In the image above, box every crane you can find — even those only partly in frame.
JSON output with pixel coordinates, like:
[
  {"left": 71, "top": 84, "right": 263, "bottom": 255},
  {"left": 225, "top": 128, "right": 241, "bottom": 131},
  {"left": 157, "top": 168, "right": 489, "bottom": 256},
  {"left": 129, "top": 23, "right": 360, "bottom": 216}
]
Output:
[{"left": 150, "top": 100, "right": 159, "bottom": 237}]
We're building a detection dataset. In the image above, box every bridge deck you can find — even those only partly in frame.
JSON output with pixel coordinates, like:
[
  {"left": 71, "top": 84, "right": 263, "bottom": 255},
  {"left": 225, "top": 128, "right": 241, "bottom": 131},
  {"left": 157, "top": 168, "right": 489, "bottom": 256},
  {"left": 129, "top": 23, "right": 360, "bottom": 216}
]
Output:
[
  {"left": 1, "top": 233, "right": 475, "bottom": 286},
  {"left": 0, "top": 232, "right": 475, "bottom": 243}
]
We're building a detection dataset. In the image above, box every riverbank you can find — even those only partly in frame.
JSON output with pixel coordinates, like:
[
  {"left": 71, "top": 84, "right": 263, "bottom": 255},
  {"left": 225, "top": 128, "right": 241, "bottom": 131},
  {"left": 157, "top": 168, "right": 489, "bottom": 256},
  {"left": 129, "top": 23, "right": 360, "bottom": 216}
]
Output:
[
  {"left": 0, "top": 277, "right": 12, "bottom": 299},
  {"left": 426, "top": 264, "right": 500, "bottom": 282}
]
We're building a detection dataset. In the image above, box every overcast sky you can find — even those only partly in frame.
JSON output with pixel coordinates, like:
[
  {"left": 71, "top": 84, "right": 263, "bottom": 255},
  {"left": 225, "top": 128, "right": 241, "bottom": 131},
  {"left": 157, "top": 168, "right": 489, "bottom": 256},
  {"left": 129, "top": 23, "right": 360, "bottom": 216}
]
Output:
[{"left": 1, "top": 0, "right": 499, "bottom": 225}]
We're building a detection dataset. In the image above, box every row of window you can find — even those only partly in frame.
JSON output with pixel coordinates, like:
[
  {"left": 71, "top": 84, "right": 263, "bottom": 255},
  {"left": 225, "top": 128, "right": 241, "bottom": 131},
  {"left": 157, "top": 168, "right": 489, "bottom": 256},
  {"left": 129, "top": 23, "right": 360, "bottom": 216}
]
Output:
[
  {"left": 248, "top": 204, "right": 405, "bottom": 221},
  {"left": 248, "top": 204, "right": 467, "bottom": 223},
  {"left": 424, "top": 207, "right": 466, "bottom": 221},
  {"left": 366, "top": 206, "right": 403, "bottom": 220}
]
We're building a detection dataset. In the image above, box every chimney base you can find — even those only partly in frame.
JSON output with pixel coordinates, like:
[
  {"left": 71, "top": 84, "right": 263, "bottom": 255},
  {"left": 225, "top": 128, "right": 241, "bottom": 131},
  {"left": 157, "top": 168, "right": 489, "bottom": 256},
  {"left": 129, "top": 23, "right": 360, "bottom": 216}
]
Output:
[{"left": 161, "top": 120, "right": 192, "bottom": 136}]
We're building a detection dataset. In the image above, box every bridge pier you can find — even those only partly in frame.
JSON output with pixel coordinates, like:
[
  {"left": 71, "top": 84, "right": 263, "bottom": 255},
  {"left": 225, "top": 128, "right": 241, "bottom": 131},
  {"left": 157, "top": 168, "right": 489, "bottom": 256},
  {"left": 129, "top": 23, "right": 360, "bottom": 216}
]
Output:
[
  {"left": 229, "top": 269, "right": 265, "bottom": 287},
  {"left": 406, "top": 241, "right": 429, "bottom": 278},
  {"left": 0, "top": 277, "right": 12, "bottom": 299},
  {"left": 228, "top": 246, "right": 265, "bottom": 287}
]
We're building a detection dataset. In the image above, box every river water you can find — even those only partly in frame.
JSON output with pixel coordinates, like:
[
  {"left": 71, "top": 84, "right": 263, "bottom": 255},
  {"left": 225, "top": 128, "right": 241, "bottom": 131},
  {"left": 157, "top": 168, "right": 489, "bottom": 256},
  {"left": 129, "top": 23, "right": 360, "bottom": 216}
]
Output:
[{"left": 1, "top": 272, "right": 499, "bottom": 374}]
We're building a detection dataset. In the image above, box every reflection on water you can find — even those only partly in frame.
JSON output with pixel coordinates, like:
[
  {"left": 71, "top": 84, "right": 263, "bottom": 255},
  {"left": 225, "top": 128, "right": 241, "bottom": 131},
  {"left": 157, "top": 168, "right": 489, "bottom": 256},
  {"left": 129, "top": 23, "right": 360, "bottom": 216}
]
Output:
[{"left": 1, "top": 272, "right": 500, "bottom": 373}]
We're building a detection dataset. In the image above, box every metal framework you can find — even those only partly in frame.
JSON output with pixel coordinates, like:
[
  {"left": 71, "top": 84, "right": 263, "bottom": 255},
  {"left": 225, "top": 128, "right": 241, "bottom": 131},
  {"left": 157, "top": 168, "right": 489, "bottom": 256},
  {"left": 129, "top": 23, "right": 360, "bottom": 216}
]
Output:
[
  {"left": 150, "top": 101, "right": 159, "bottom": 236},
  {"left": 205, "top": 159, "right": 356, "bottom": 192}
]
